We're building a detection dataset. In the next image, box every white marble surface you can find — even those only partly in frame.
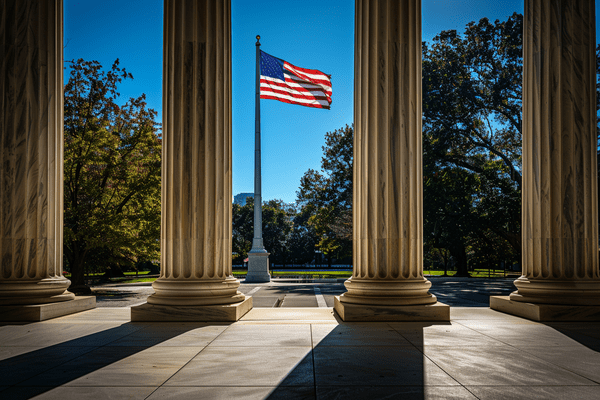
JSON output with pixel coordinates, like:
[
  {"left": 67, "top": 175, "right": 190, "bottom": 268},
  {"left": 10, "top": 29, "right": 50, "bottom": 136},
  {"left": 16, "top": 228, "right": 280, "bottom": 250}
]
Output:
[
  {"left": 147, "top": 0, "right": 243, "bottom": 309},
  {"left": 517, "top": 0, "right": 600, "bottom": 304},
  {"left": 0, "top": 0, "right": 72, "bottom": 304},
  {"left": 341, "top": 0, "right": 435, "bottom": 308}
]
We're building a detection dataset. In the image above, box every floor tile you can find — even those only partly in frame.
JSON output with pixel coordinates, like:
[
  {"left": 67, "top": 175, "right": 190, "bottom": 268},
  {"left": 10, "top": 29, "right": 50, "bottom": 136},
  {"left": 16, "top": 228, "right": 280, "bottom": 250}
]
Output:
[
  {"left": 519, "top": 345, "right": 600, "bottom": 383},
  {"left": 546, "top": 322, "right": 600, "bottom": 350},
  {"left": 0, "top": 322, "right": 142, "bottom": 347},
  {"left": 240, "top": 308, "right": 337, "bottom": 322},
  {"left": 424, "top": 344, "right": 596, "bottom": 386},
  {"left": 46, "top": 308, "right": 132, "bottom": 323},
  {"left": 311, "top": 323, "right": 412, "bottom": 347},
  {"left": 0, "top": 386, "right": 156, "bottom": 400},
  {"left": 164, "top": 346, "right": 313, "bottom": 387},
  {"left": 466, "top": 385, "right": 600, "bottom": 400},
  {"left": 461, "top": 323, "right": 589, "bottom": 348},
  {"left": 390, "top": 321, "right": 504, "bottom": 348},
  {"left": 316, "top": 385, "right": 477, "bottom": 400},
  {"left": 313, "top": 346, "right": 458, "bottom": 387},
  {"left": 148, "top": 386, "right": 315, "bottom": 400},
  {"left": 450, "top": 307, "right": 527, "bottom": 321},
  {"left": 23, "top": 346, "right": 204, "bottom": 387},
  {"left": 0, "top": 346, "right": 45, "bottom": 361},
  {"left": 210, "top": 324, "right": 312, "bottom": 347},
  {"left": 0, "top": 346, "right": 96, "bottom": 386},
  {"left": 109, "top": 324, "right": 227, "bottom": 347}
]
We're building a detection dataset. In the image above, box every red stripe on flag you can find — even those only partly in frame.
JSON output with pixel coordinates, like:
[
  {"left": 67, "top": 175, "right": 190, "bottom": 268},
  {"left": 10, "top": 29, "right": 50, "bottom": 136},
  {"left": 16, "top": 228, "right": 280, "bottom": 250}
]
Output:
[
  {"left": 260, "top": 94, "right": 330, "bottom": 109},
  {"left": 258, "top": 54, "right": 332, "bottom": 109},
  {"left": 260, "top": 78, "right": 329, "bottom": 100}
]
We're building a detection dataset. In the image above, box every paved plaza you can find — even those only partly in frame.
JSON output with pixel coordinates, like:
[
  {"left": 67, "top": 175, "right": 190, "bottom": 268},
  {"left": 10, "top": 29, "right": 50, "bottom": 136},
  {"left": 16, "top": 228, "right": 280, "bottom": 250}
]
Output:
[
  {"left": 92, "top": 277, "right": 517, "bottom": 308},
  {"left": 1, "top": 279, "right": 600, "bottom": 400}
]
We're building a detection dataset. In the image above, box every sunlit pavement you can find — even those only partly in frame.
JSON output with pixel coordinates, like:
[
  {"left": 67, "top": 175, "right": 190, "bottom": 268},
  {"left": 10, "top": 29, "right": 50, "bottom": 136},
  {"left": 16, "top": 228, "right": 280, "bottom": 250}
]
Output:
[
  {"left": 92, "top": 277, "right": 518, "bottom": 308},
  {"left": 1, "top": 306, "right": 599, "bottom": 399}
]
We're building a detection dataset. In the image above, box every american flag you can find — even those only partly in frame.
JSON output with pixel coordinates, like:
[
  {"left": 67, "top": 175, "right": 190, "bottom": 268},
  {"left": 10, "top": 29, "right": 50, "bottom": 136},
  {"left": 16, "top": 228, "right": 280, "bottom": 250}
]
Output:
[{"left": 259, "top": 51, "right": 332, "bottom": 110}]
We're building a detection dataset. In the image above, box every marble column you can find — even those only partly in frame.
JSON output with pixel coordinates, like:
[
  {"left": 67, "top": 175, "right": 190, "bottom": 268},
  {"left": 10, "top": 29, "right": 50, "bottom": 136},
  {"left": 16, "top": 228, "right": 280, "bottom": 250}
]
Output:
[
  {"left": 0, "top": 0, "right": 75, "bottom": 306},
  {"left": 491, "top": 0, "right": 600, "bottom": 320},
  {"left": 334, "top": 0, "right": 448, "bottom": 321},
  {"left": 132, "top": 0, "right": 251, "bottom": 321}
]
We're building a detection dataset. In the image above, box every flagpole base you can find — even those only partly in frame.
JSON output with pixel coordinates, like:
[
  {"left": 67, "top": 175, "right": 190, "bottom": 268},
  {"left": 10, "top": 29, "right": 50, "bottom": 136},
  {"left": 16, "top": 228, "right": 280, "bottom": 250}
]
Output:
[{"left": 245, "top": 252, "right": 271, "bottom": 283}]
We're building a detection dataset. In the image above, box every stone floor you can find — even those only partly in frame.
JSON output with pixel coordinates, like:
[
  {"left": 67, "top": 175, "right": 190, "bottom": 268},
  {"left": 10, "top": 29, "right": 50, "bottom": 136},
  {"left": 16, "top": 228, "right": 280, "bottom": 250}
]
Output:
[{"left": 1, "top": 306, "right": 599, "bottom": 399}]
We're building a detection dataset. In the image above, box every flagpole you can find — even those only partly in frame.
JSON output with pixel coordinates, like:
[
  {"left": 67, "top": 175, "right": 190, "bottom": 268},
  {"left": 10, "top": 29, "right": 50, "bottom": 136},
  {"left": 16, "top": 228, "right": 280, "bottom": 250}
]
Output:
[
  {"left": 246, "top": 35, "right": 270, "bottom": 283},
  {"left": 251, "top": 35, "right": 265, "bottom": 253}
]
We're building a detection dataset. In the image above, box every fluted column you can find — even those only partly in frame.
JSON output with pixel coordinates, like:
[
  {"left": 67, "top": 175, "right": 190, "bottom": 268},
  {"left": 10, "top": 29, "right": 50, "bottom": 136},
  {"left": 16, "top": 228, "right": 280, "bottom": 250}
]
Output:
[
  {"left": 0, "top": 0, "right": 74, "bottom": 305},
  {"left": 146, "top": 0, "right": 244, "bottom": 306},
  {"left": 338, "top": 0, "right": 436, "bottom": 307},
  {"left": 512, "top": 0, "right": 600, "bottom": 305}
]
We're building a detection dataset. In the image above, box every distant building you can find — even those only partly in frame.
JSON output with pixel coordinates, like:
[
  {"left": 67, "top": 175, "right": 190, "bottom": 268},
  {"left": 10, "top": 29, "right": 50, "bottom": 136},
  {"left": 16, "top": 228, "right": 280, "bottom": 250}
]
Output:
[{"left": 234, "top": 192, "right": 254, "bottom": 206}]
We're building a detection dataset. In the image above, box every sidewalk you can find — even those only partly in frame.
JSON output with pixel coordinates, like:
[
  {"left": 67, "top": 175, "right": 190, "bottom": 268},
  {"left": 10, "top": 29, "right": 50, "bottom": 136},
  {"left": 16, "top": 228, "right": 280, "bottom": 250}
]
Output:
[{"left": 92, "top": 277, "right": 518, "bottom": 308}]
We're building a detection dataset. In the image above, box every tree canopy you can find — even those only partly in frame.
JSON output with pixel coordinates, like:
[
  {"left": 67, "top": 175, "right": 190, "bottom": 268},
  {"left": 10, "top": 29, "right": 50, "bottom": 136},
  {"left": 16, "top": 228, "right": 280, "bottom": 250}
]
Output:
[
  {"left": 64, "top": 59, "right": 161, "bottom": 289},
  {"left": 296, "top": 124, "right": 353, "bottom": 265},
  {"left": 422, "top": 13, "right": 523, "bottom": 275}
]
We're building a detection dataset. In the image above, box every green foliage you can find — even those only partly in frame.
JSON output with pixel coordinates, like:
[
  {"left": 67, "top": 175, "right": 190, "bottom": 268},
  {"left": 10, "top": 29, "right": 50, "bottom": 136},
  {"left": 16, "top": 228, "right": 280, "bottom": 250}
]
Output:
[
  {"left": 231, "top": 198, "right": 293, "bottom": 265},
  {"left": 63, "top": 59, "right": 161, "bottom": 288},
  {"left": 422, "top": 13, "right": 523, "bottom": 275},
  {"left": 297, "top": 125, "right": 353, "bottom": 263}
]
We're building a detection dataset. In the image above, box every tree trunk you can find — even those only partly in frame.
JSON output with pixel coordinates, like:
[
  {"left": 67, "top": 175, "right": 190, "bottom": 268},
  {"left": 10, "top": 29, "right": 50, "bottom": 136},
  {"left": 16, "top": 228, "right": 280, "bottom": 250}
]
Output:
[
  {"left": 67, "top": 242, "right": 92, "bottom": 294},
  {"left": 451, "top": 245, "right": 470, "bottom": 277}
]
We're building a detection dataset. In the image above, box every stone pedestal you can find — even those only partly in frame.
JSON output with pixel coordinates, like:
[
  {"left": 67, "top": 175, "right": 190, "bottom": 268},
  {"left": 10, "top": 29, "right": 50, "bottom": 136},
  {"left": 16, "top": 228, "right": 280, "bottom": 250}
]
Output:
[
  {"left": 0, "top": 296, "right": 96, "bottom": 322},
  {"left": 491, "top": 296, "right": 600, "bottom": 322},
  {"left": 245, "top": 252, "right": 270, "bottom": 283},
  {"left": 335, "top": 0, "right": 447, "bottom": 321},
  {"left": 131, "top": 297, "right": 252, "bottom": 322},
  {"left": 0, "top": 1, "right": 88, "bottom": 320},
  {"left": 335, "top": 296, "right": 449, "bottom": 322},
  {"left": 491, "top": 0, "right": 600, "bottom": 320},
  {"left": 131, "top": 0, "right": 249, "bottom": 321}
]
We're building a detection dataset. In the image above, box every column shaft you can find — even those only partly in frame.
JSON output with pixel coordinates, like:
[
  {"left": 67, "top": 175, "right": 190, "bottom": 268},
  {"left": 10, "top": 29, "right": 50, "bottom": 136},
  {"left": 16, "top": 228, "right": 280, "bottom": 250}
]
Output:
[
  {"left": 0, "top": 0, "right": 74, "bottom": 305},
  {"left": 339, "top": 0, "right": 435, "bottom": 306},
  {"left": 147, "top": 0, "right": 244, "bottom": 306},
  {"left": 513, "top": 0, "right": 600, "bottom": 305}
]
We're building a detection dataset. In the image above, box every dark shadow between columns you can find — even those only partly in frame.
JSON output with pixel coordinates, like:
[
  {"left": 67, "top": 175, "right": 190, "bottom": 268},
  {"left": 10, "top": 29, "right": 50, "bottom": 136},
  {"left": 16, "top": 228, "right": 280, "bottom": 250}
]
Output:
[
  {"left": 265, "top": 321, "right": 455, "bottom": 400},
  {"left": 0, "top": 320, "right": 232, "bottom": 399}
]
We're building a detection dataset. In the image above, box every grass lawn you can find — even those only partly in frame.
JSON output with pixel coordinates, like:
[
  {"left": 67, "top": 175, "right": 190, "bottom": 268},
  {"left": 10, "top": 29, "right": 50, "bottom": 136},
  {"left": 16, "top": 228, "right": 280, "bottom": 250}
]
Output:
[
  {"left": 78, "top": 268, "right": 513, "bottom": 284},
  {"left": 112, "top": 269, "right": 504, "bottom": 283},
  {"left": 64, "top": 270, "right": 152, "bottom": 278}
]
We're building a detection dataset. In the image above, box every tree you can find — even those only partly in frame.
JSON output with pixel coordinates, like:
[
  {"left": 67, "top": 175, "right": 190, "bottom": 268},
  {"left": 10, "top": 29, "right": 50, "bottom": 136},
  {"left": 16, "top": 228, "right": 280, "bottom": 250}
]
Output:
[
  {"left": 231, "top": 198, "right": 293, "bottom": 266},
  {"left": 287, "top": 206, "right": 319, "bottom": 266},
  {"left": 297, "top": 124, "right": 353, "bottom": 264},
  {"left": 422, "top": 14, "right": 523, "bottom": 274},
  {"left": 63, "top": 59, "right": 161, "bottom": 291}
]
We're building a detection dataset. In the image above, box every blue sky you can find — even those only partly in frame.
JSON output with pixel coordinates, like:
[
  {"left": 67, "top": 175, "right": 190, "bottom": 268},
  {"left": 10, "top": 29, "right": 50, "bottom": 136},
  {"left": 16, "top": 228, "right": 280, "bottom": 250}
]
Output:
[{"left": 63, "top": 0, "right": 597, "bottom": 204}]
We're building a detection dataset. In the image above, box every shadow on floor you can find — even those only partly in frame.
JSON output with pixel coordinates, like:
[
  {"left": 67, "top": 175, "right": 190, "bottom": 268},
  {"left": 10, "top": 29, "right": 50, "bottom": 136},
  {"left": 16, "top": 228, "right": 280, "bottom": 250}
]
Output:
[
  {"left": 266, "top": 321, "right": 453, "bottom": 400},
  {"left": 0, "top": 321, "right": 230, "bottom": 399}
]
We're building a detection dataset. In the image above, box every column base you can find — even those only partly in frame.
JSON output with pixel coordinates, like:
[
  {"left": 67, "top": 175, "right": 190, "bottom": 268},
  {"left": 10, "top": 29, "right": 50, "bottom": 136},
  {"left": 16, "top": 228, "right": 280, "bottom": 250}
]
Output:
[
  {"left": 511, "top": 278, "right": 600, "bottom": 305},
  {"left": 245, "top": 252, "right": 271, "bottom": 283},
  {"left": 131, "top": 295, "right": 253, "bottom": 322},
  {"left": 0, "top": 278, "right": 75, "bottom": 305},
  {"left": 0, "top": 296, "right": 96, "bottom": 321},
  {"left": 490, "top": 296, "right": 600, "bottom": 321},
  {"left": 334, "top": 296, "right": 449, "bottom": 322},
  {"left": 341, "top": 277, "right": 437, "bottom": 305},
  {"left": 148, "top": 277, "right": 245, "bottom": 306}
]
